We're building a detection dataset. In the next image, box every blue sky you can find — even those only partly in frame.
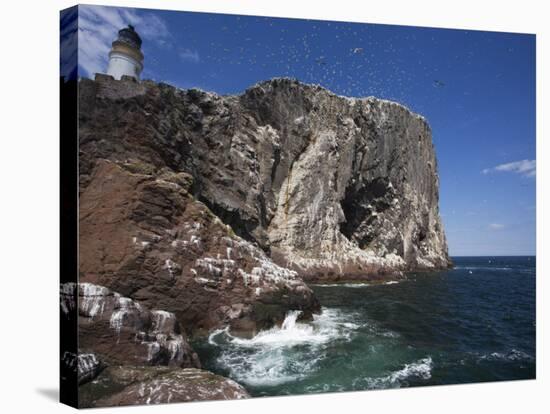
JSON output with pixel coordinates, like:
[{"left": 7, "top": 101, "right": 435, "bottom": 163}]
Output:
[{"left": 67, "top": 5, "right": 536, "bottom": 256}]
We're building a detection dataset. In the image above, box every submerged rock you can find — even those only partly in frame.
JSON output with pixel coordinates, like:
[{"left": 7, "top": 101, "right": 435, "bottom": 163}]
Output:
[{"left": 79, "top": 366, "right": 249, "bottom": 407}]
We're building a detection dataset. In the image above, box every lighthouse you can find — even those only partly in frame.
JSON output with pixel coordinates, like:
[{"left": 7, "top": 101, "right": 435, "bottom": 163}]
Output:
[{"left": 106, "top": 25, "right": 144, "bottom": 80}]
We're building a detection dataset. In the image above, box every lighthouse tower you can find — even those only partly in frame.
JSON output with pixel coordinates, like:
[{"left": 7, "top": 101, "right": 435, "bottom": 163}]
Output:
[{"left": 106, "top": 25, "right": 143, "bottom": 80}]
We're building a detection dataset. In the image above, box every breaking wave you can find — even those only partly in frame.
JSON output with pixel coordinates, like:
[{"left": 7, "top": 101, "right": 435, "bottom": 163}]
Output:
[
  {"left": 207, "top": 308, "right": 360, "bottom": 386},
  {"left": 312, "top": 283, "right": 371, "bottom": 288},
  {"left": 312, "top": 280, "right": 401, "bottom": 288},
  {"left": 358, "top": 357, "right": 433, "bottom": 389},
  {"left": 477, "top": 349, "right": 534, "bottom": 363},
  {"left": 455, "top": 266, "right": 513, "bottom": 271}
]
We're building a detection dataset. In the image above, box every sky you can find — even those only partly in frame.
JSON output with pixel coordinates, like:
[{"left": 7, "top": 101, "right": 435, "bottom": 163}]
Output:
[{"left": 62, "top": 5, "right": 536, "bottom": 256}]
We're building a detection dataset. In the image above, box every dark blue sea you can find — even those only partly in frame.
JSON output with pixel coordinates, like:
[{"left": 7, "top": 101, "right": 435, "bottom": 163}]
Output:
[{"left": 195, "top": 256, "right": 536, "bottom": 396}]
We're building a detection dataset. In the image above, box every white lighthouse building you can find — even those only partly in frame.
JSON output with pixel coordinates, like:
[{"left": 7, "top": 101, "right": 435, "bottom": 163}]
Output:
[{"left": 106, "top": 25, "right": 144, "bottom": 80}]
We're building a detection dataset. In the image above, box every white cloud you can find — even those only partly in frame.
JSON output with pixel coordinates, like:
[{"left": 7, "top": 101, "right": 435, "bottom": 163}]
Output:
[
  {"left": 488, "top": 223, "right": 506, "bottom": 230},
  {"left": 178, "top": 48, "right": 200, "bottom": 63},
  {"left": 482, "top": 159, "right": 536, "bottom": 178},
  {"left": 78, "top": 5, "right": 171, "bottom": 78}
]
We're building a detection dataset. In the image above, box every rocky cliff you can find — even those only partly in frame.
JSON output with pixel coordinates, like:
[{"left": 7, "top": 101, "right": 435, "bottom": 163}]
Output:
[
  {"left": 60, "top": 282, "right": 249, "bottom": 407},
  {"left": 61, "top": 282, "right": 200, "bottom": 372},
  {"left": 78, "top": 75, "right": 450, "bottom": 334}
]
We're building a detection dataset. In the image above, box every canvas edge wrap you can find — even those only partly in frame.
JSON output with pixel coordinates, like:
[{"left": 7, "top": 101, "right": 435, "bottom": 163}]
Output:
[{"left": 60, "top": 5, "right": 79, "bottom": 408}]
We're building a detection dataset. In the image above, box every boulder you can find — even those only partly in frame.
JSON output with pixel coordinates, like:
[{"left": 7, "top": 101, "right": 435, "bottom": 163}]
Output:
[
  {"left": 79, "top": 366, "right": 249, "bottom": 407},
  {"left": 60, "top": 351, "right": 103, "bottom": 385},
  {"left": 60, "top": 282, "right": 201, "bottom": 371}
]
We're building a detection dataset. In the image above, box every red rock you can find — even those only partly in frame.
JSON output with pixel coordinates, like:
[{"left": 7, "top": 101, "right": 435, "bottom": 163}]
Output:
[{"left": 78, "top": 161, "right": 319, "bottom": 336}]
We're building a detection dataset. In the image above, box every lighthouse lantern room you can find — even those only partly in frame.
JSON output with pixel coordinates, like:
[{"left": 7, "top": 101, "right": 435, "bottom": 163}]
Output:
[{"left": 106, "top": 25, "right": 144, "bottom": 80}]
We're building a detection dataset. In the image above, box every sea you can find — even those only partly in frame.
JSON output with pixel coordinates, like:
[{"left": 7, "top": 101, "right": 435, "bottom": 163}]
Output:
[{"left": 194, "top": 256, "right": 536, "bottom": 396}]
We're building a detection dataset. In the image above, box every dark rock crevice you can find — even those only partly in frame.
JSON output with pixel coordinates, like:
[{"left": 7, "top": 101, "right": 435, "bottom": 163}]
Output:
[{"left": 340, "top": 177, "right": 394, "bottom": 250}]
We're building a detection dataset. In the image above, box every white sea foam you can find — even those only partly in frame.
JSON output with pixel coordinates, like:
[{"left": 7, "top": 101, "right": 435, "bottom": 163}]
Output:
[
  {"left": 211, "top": 309, "right": 358, "bottom": 348},
  {"left": 361, "top": 357, "right": 433, "bottom": 389},
  {"left": 312, "top": 283, "right": 371, "bottom": 288},
  {"left": 208, "top": 308, "right": 360, "bottom": 386},
  {"left": 312, "top": 280, "right": 401, "bottom": 288},
  {"left": 478, "top": 349, "right": 534, "bottom": 362},
  {"left": 455, "top": 266, "right": 514, "bottom": 271}
]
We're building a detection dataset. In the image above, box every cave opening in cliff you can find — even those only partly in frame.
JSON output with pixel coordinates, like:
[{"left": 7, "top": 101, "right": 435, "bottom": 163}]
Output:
[{"left": 339, "top": 177, "right": 391, "bottom": 249}]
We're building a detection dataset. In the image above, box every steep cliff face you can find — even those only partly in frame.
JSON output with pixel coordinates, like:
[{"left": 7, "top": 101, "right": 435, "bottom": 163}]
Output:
[
  {"left": 78, "top": 75, "right": 450, "bottom": 329},
  {"left": 236, "top": 79, "right": 451, "bottom": 278},
  {"left": 78, "top": 159, "right": 319, "bottom": 335}
]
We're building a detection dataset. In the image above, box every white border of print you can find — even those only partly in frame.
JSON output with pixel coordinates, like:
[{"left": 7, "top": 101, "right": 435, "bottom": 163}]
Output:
[{"left": 0, "top": 0, "right": 546, "bottom": 413}]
